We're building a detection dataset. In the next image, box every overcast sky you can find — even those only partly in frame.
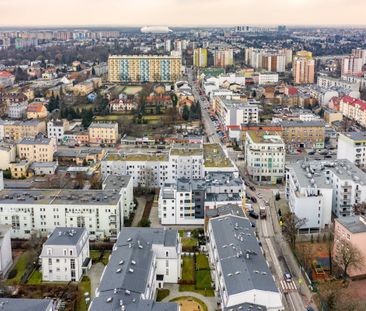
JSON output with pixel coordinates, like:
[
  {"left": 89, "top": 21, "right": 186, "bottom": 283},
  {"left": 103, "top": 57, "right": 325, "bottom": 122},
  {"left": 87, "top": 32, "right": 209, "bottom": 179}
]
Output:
[{"left": 0, "top": 0, "right": 365, "bottom": 27}]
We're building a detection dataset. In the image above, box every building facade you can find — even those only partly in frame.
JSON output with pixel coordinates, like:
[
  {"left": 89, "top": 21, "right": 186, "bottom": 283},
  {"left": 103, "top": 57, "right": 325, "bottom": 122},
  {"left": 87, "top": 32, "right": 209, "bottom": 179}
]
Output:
[
  {"left": 88, "top": 122, "right": 118, "bottom": 145},
  {"left": 193, "top": 48, "right": 207, "bottom": 67},
  {"left": 40, "top": 227, "right": 90, "bottom": 282},
  {"left": 337, "top": 132, "right": 366, "bottom": 168},
  {"left": 293, "top": 51, "right": 315, "bottom": 84},
  {"left": 17, "top": 137, "right": 57, "bottom": 162},
  {"left": 108, "top": 55, "right": 181, "bottom": 83}
]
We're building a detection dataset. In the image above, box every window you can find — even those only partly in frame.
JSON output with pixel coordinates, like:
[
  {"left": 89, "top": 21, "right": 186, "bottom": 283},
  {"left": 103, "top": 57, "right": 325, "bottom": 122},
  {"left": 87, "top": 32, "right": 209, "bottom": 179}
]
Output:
[{"left": 166, "top": 251, "right": 169, "bottom": 257}]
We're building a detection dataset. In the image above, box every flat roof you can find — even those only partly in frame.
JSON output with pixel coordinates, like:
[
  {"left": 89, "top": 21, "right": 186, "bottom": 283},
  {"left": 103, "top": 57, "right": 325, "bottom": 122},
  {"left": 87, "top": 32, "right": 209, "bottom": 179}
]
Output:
[
  {"left": 203, "top": 144, "right": 233, "bottom": 168},
  {"left": 341, "top": 132, "right": 366, "bottom": 142},
  {"left": 337, "top": 216, "right": 366, "bottom": 234},
  {"left": 247, "top": 131, "right": 284, "bottom": 144}
]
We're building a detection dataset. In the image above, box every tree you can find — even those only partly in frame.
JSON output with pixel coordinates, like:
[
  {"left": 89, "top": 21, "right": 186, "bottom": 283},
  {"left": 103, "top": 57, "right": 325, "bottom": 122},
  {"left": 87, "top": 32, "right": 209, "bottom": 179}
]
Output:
[
  {"left": 353, "top": 202, "right": 366, "bottom": 215},
  {"left": 90, "top": 174, "right": 102, "bottom": 190},
  {"left": 170, "top": 93, "right": 178, "bottom": 108},
  {"left": 275, "top": 192, "right": 281, "bottom": 201},
  {"left": 14, "top": 67, "right": 28, "bottom": 82},
  {"left": 326, "top": 224, "right": 335, "bottom": 275},
  {"left": 91, "top": 67, "right": 96, "bottom": 76},
  {"left": 81, "top": 109, "right": 93, "bottom": 128},
  {"left": 138, "top": 217, "right": 151, "bottom": 227},
  {"left": 335, "top": 238, "right": 364, "bottom": 281},
  {"left": 182, "top": 104, "right": 190, "bottom": 121},
  {"left": 281, "top": 212, "right": 307, "bottom": 250}
]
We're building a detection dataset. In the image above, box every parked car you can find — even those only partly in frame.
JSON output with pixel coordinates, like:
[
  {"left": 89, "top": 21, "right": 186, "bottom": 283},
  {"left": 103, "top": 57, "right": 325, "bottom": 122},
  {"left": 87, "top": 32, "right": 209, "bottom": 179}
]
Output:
[
  {"left": 249, "top": 210, "right": 259, "bottom": 219},
  {"left": 251, "top": 221, "right": 256, "bottom": 228},
  {"left": 250, "top": 185, "right": 256, "bottom": 191},
  {"left": 250, "top": 196, "right": 257, "bottom": 203}
]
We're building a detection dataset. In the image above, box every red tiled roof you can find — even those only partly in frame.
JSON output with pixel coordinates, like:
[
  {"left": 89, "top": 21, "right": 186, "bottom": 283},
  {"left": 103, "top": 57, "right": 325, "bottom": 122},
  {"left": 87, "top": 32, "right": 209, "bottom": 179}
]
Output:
[
  {"left": 27, "top": 103, "right": 45, "bottom": 113},
  {"left": 0, "top": 71, "right": 13, "bottom": 78}
]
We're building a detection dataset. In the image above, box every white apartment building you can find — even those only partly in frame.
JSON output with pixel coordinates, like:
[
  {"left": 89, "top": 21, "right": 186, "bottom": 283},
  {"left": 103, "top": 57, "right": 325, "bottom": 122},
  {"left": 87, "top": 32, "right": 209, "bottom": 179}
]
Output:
[
  {"left": 245, "top": 131, "right": 285, "bottom": 184},
  {"left": 285, "top": 162, "right": 333, "bottom": 230},
  {"left": 208, "top": 215, "right": 283, "bottom": 311},
  {"left": 7, "top": 102, "right": 27, "bottom": 119},
  {"left": 337, "top": 132, "right": 366, "bottom": 168},
  {"left": 47, "top": 119, "right": 70, "bottom": 143},
  {"left": 159, "top": 172, "right": 244, "bottom": 225},
  {"left": 213, "top": 97, "right": 258, "bottom": 129},
  {"left": 256, "top": 72, "right": 279, "bottom": 85},
  {"left": 0, "top": 225, "right": 13, "bottom": 276},
  {"left": 89, "top": 228, "right": 180, "bottom": 311},
  {"left": 101, "top": 143, "right": 237, "bottom": 188},
  {"left": 0, "top": 174, "right": 133, "bottom": 240},
  {"left": 339, "top": 96, "right": 366, "bottom": 128},
  {"left": 286, "top": 159, "right": 366, "bottom": 228},
  {"left": 40, "top": 227, "right": 90, "bottom": 282},
  {"left": 318, "top": 74, "right": 360, "bottom": 92}
]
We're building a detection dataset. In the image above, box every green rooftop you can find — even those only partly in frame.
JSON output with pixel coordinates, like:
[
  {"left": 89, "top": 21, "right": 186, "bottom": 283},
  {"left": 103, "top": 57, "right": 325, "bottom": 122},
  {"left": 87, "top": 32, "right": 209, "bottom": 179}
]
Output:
[
  {"left": 203, "top": 144, "right": 233, "bottom": 168},
  {"left": 170, "top": 148, "right": 203, "bottom": 156},
  {"left": 105, "top": 153, "right": 168, "bottom": 162}
]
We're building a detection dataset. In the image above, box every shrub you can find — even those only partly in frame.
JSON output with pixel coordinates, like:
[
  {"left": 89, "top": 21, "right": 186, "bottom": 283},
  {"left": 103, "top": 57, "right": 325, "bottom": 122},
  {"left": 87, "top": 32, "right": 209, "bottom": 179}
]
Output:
[{"left": 8, "top": 269, "right": 17, "bottom": 279}]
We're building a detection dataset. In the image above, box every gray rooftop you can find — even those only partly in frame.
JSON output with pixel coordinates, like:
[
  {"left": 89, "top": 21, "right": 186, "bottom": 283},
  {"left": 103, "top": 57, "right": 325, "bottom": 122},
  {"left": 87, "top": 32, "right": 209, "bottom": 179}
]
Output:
[
  {"left": 89, "top": 122, "right": 117, "bottom": 129},
  {"left": 0, "top": 298, "right": 53, "bottom": 311},
  {"left": 210, "top": 215, "right": 278, "bottom": 296},
  {"left": 206, "top": 204, "right": 245, "bottom": 219},
  {"left": 336, "top": 216, "right": 366, "bottom": 234},
  {"left": 341, "top": 132, "right": 366, "bottom": 142},
  {"left": 281, "top": 120, "right": 325, "bottom": 127},
  {"left": 44, "top": 227, "right": 86, "bottom": 247},
  {"left": 103, "top": 175, "right": 132, "bottom": 191},
  {"left": 19, "top": 137, "right": 52, "bottom": 145},
  {"left": 224, "top": 303, "right": 267, "bottom": 311},
  {"left": 89, "top": 228, "right": 178, "bottom": 311},
  {"left": 288, "top": 159, "right": 366, "bottom": 189}
]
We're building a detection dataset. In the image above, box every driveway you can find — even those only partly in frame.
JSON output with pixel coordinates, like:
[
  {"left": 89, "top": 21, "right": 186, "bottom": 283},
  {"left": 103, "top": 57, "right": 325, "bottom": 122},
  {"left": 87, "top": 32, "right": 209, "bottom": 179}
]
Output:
[{"left": 88, "top": 262, "right": 105, "bottom": 298}]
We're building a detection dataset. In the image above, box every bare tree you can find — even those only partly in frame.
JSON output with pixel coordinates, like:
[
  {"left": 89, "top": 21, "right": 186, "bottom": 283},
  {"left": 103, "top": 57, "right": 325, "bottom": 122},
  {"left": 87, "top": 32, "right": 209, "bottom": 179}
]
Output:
[
  {"left": 281, "top": 212, "right": 307, "bottom": 250},
  {"left": 335, "top": 238, "right": 364, "bottom": 281},
  {"left": 353, "top": 202, "right": 366, "bottom": 215},
  {"left": 325, "top": 224, "right": 335, "bottom": 275}
]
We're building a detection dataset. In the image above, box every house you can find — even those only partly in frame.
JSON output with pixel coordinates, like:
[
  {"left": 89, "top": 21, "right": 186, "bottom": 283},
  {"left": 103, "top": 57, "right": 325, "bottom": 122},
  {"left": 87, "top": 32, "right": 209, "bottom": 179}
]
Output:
[
  {"left": 207, "top": 214, "right": 283, "bottom": 310},
  {"left": 88, "top": 122, "right": 118, "bottom": 145},
  {"left": 30, "top": 162, "right": 58, "bottom": 176},
  {"left": 89, "top": 227, "right": 181, "bottom": 311},
  {"left": 10, "top": 160, "right": 31, "bottom": 179},
  {"left": 0, "top": 225, "right": 13, "bottom": 276},
  {"left": 26, "top": 102, "right": 48, "bottom": 119},
  {"left": 0, "top": 71, "right": 15, "bottom": 88},
  {"left": 0, "top": 298, "right": 54, "bottom": 311},
  {"left": 0, "top": 143, "right": 16, "bottom": 170},
  {"left": 47, "top": 119, "right": 70, "bottom": 143},
  {"left": 7, "top": 102, "right": 28, "bottom": 119},
  {"left": 40, "top": 227, "right": 90, "bottom": 282}
]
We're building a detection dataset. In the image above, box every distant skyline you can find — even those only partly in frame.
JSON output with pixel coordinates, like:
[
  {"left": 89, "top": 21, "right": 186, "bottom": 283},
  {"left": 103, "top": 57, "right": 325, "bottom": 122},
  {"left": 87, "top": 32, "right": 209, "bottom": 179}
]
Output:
[{"left": 0, "top": 0, "right": 365, "bottom": 27}]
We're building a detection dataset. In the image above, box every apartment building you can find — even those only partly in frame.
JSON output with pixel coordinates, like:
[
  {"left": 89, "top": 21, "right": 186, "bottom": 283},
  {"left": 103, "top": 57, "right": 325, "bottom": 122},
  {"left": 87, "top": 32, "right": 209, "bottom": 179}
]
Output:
[
  {"left": 158, "top": 172, "right": 244, "bottom": 225},
  {"left": 10, "top": 160, "right": 31, "bottom": 179},
  {"left": 281, "top": 120, "right": 325, "bottom": 150},
  {"left": 26, "top": 102, "right": 48, "bottom": 119},
  {"left": 0, "top": 143, "right": 16, "bottom": 170},
  {"left": 89, "top": 228, "right": 180, "bottom": 311},
  {"left": 193, "top": 48, "right": 207, "bottom": 67},
  {"left": 341, "top": 55, "right": 363, "bottom": 76},
  {"left": 0, "top": 174, "right": 133, "bottom": 240},
  {"left": 7, "top": 102, "right": 27, "bottom": 119},
  {"left": 207, "top": 214, "right": 283, "bottom": 310},
  {"left": 317, "top": 74, "right": 360, "bottom": 92},
  {"left": 3, "top": 120, "right": 46, "bottom": 141},
  {"left": 0, "top": 225, "right": 12, "bottom": 276},
  {"left": 213, "top": 49, "right": 234, "bottom": 68},
  {"left": 17, "top": 137, "right": 57, "bottom": 162},
  {"left": 285, "top": 161, "right": 333, "bottom": 230},
  {"left": 88, "top": 122, "right": 118, "bottom": 145},
  {"left": 245, "top": 131, "right": 285, "bottom": 184},
  {"left": 213, "top": 97, "right": 259, "bottom": 130},
  {"left": 339, "top": 96, "right": 366, "bottom": 127},
  {"left": 293, "top": 50, "right": 315, "bottom": 84},
  {"left": 286, "top": 159, "right": 366, "bottom": 228},
  {"left": 334, "top": 216, "right": 366, "bottom": 278},
  {"left": 0, "top": 298, "right": 54, "bottom": 311},
  {"left": 337, "top": 131, "right": 364, "bottom": 167},
  {"left": 73, "top": 78, "right": 101, "bottom": 96},
  {"left": 47, "top": 119, "right": 70, "bottom": 143},
  {"left": 101, "top": 143, "right": 237, "bottom": 188},
  {"left": 40, "top": 227, "right": 90, "bottom": 282},
  {"left": 108, "top": 55, "right": 181, "bottom": 83}
]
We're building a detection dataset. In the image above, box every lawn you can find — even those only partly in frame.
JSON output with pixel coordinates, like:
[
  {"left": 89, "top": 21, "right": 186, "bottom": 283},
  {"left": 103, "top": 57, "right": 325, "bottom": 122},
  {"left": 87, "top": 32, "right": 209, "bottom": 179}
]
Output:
[
  {"left": 6, "top": 251, "right": 31, "bottom": 285},
  {"left": 181, "top": 256, "right": 195, "bottom": 282},
  {"left": 196, "top": 270, "right": 212, "bottom": 290},
  {"left": 196, "top": 254, "right": 209, "bottom": 270},
  {"left": 78, "top": 276, "right": 91, "bottom": 311},
  {"left": 27, "top": 270, "right": 42, "bottom": 285},
  {"left": 90, "top": 250, "right": 111, "bottom": 266},
  {"left": 156, "top": 289, "right": 170, "bottom": 302},
  {"left": 181, "top": 237, "right": 197, "bottom": 249}
]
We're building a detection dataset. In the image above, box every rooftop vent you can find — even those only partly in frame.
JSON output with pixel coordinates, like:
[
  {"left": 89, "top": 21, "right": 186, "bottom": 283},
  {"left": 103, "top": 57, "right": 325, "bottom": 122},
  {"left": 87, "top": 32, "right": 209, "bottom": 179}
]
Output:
[
  {"left": 106, "top": 297, "right": 113, "bottom": 303},
  {"left": 116, "top": 268, "right": 122, "bottom": 273},
  {"left": 128, "top": 268, "right": 134, "bottom": 273}
]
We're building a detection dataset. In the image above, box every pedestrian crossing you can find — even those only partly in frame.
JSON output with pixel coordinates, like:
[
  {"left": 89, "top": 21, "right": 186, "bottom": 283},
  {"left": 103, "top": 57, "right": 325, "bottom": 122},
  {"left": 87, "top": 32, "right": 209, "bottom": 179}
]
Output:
[{"left": 280, "top": 280, "right": 297, "bottom": 291}]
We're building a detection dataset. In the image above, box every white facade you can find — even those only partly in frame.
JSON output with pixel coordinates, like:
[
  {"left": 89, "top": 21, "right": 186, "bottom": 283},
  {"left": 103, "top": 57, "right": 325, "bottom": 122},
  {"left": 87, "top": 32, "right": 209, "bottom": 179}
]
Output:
[
  {"left": 47, "top": 119, "right": 69, "bottom": 143},
  {"left": 0, "top": 144, "right": 16, "bottom": 170},
  {"left": 337, "top": 132, "right": 366, "bottom": 168},
  {"left": 7, "top": 102, "right": 27, "bottom": 119},
  {"left": 0, "top": 225, "right": 13, "bottom": 276},
  {"left": 245, "top": 132, "right": 285, "bottom": 184},
  {"left": 318, "top": 75, "right": 360, "bottom": 92},
  {"left": 257, "top": 73, "right": 279, "bottom": 85},
  {"left": 0, "top": 176, "right": 133, "bottom": 240},
  {"left": 40, "top": 227, "right": 90, "bottom": 282}
]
